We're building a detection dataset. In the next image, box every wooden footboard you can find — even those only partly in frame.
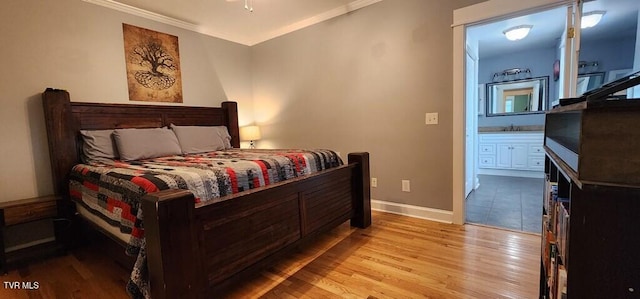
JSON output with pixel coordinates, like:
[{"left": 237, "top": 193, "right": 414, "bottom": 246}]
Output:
[{"left": 141, "top": 153, "right": 370, "bottom": 298}]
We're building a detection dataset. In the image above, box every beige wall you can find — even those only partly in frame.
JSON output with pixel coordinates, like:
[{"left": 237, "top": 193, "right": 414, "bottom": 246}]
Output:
[
  {"left": 0, "top": 0, "right": 483, "bottom": 212},
  {"left": 0, "top": 0, "right": 253, "bottom": 202},
  {"left": 251, "top": 0, "right": 481, "bottom": 210}
]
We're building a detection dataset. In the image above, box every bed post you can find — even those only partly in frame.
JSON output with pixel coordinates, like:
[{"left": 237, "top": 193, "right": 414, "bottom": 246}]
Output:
[
  {"left": 42, "top": 88, "right": 78, "bottom": 196},
  {"left": 141, "top": 189, "right": 203, "bottom": 299},
  {"left": 221, "top": 101, "right": 240, "bottom": 148},
  {"left": 348, "top": 152, "right": 371, "bottom": 228}
]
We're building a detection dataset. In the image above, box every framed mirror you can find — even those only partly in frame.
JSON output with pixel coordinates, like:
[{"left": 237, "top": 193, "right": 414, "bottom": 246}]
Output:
[
  {"left": 486, "top": 76, "right": 548, "bottom": 116},
  {"left": 576, "top": 72, "right": 605, "bottom": 96}
]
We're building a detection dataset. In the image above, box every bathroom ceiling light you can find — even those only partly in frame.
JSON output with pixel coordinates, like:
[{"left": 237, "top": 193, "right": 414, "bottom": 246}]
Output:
[
  {"left": 503, "top": 25, "right": 533, "bottom": 41},
  {"left": 581, "top": 11, "right": 605, "bottom": 28}
]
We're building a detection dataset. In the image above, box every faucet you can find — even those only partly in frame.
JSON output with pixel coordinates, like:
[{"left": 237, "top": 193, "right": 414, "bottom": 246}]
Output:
[{"left": 503, "top": 124, "right": 520, "bottom": 131}]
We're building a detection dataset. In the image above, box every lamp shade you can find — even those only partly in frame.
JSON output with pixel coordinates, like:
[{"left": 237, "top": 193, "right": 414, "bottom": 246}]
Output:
[
  {"left": 503, "top": 25, "right": 532, "bottom": 41},
  {"left": 240, "top": 125, "right": 261, "bottom": 141}
]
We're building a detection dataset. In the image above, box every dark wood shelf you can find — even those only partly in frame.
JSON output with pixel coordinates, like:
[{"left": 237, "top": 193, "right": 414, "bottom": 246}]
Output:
[
  {"left": 540, "top": 100, "right": 640, "bottom": 298},
  {"left": 0, "top": 195, "right": 63, "bottom": 273},
  {"left": 5, "top": 240, "right": 65, "bottom": 266}
]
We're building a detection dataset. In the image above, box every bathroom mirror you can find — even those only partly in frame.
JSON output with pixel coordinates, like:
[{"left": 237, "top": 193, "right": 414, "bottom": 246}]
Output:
[
  {"left": 576, "top": 72, "right": 605, "bottom": 96},
  {"left": 486, "top": 76, "right": 548, "bottom": 116}
]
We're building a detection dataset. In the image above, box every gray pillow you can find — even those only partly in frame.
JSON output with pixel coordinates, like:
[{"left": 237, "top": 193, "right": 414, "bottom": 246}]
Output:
[
  {"left": 113, "top": 128, "right": 182, "bottom": 161},
  {"left": 80, "top": 129, "right": 118, "bottom": 163},
  {"left": 170, "top": 124, "right": 232, "bottom": 154}
]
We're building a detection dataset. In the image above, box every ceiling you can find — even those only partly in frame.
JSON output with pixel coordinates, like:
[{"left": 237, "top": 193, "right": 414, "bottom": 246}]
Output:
[
  {"left": 468, "top": 0, "right": 640, "bottom": 59},
  {"left": 83, "top": 0, "right": 639, "bottom": 54},
  {"left": 84, "top": 0, "right": 382, "bottom": 46}
]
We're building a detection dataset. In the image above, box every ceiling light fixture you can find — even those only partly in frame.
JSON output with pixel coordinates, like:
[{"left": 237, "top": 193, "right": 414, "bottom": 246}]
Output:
[
  {"left": 503, "top": 25, "right": 533, "bottom": 41},
  {"left": 581, "top": 11, "right": 605, "bottom": 28},
  {"left": 244, "top": 0, "right": 253, "bottom": 12}
]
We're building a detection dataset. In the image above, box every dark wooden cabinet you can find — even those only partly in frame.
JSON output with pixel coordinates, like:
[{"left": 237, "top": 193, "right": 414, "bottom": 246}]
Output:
[
  {"left": 0, "top": 195, "right": 64, "bottom": 273},
  {"left": 540, "top": 100, "right": 640, "bottom": 298}
]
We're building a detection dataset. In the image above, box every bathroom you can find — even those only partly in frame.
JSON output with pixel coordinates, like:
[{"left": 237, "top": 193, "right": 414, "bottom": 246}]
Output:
[{"left": 465, "top": 0, "right": 638, "bottom": 232}]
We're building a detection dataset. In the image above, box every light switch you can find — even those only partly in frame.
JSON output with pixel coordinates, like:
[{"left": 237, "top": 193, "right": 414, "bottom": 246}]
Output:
[
  {"left": 371, "top": 178, "right": 377, "bottom": 188},
  {"left": 402, "top": 180, "right": 410, "bottom": 192}
]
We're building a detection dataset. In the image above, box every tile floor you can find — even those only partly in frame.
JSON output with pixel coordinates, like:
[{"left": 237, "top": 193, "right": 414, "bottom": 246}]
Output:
[{"left": 466, "top": 174, "right": 543, "bottom": 233}]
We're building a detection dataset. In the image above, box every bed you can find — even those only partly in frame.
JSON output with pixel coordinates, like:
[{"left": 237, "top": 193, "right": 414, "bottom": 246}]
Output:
[{"left": 41, "top": 88, "right": 371, "bottom": 298}]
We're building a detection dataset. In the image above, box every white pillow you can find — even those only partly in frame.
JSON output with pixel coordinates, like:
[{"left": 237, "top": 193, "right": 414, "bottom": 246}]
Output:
[
  {"left": 170, "top": 124, "right": 232, "bottom": 154},
  {"left": 113, "top": 128, "right": 182, "bottom": 161}
]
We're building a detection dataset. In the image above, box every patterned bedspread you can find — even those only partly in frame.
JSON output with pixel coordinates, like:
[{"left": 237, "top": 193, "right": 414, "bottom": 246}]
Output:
[{"left": 68, "top": 149, "right": 342, "bottom": 298}]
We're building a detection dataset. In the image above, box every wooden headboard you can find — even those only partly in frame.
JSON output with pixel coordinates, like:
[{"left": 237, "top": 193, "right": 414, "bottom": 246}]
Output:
[{"left": 42, "top": 88, "right": 240, "bottom": 197}]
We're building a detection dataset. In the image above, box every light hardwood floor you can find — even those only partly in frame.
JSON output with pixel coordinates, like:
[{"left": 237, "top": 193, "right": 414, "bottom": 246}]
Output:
[{"left": 0, "top": 211, "right": 540, "bottom": 298}]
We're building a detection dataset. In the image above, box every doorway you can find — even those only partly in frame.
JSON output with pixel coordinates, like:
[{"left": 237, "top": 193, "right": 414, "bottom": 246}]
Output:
[
  {"left": 453, "top": 0, "right": 568, "bottom": 229},
  {"left": 454, "top": 0, "right": 640, "bottom": 228},
  {"left": 462, "top": 6, "right": 565, "bottom": 232}
]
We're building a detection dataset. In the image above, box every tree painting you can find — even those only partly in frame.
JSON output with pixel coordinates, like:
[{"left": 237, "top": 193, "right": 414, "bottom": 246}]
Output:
[{"left": 123, "top": 24, "right": 183, "bottom": 103}]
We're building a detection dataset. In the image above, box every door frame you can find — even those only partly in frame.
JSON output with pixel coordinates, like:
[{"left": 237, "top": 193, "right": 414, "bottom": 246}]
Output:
[{"left": 452, "top": 0, "right": 575, "bottom": 225}]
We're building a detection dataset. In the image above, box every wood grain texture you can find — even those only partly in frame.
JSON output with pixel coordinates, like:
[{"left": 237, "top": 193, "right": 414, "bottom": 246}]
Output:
[
  {"left": 2, "top": 201, "right": 57, "bottom": 226},
  {"left": 43, "top": 89, "right": 371, "bottom": 298},
  {"left": 142, "top": 189, "right": 200, "bottom": 299},
  {"left": 0, "top": 211, "right": 540, "bottom": 298},
  {"left": 42, "top": 89, "right": 241, "bottom": 196}
]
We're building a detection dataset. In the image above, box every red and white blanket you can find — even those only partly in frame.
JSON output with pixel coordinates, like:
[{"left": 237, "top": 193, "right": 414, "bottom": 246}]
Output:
[{"left": 68, "top": 148, "right": 342, "bottom": 298}]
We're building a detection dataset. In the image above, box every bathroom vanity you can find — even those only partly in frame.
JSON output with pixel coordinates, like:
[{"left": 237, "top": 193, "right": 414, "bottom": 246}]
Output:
[{"left": 478, "top": 127, "right": 544, "bottom": 178}]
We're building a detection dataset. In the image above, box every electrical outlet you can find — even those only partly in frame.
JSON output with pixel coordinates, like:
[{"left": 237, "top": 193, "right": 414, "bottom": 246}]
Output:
[
  {"left": 371, "top": 178, "right": 377, "bottom": 188},
  {"left": 402, "top": 180, "right": 410, "bottom": 192},
  {"left": 425, "top": 112, "right": 438, "bottom": 125}
]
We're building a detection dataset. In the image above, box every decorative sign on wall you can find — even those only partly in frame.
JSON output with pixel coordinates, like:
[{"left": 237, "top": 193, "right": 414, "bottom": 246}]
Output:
[{"left": 123, "top": 24, "right": 183, "bottom": 103}]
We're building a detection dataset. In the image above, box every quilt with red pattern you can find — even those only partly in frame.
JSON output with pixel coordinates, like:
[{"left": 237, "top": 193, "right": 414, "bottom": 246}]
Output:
[{"left": 68, "top": 148, "right": 342, "bottom": 298}]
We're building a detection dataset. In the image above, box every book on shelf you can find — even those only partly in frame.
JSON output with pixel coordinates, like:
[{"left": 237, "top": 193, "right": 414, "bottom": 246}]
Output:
[
  {"left": 555, "top": 202, "right": 570, "bottom": 261},
  {"left": 548, "top": 243, "right": 558, "bottom": 299},
  {"left": 544, "top": 181, "right": 558, "bottom": 214},
  {"left": 544, "top": 233, "right": 556, "bottom": 277},
  {"left": 557, "top": 265, "right": 567, "bottom": 299}
]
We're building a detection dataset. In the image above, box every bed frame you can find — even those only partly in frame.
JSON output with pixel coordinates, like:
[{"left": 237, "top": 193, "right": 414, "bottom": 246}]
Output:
[{"left": 41, "top": 88, "right": 371, "bottom": 298}]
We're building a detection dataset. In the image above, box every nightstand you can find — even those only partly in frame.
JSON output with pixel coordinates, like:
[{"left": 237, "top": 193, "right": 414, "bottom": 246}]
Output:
[{"left": 0, "top": 195, "right": 63, "bottom": 273}]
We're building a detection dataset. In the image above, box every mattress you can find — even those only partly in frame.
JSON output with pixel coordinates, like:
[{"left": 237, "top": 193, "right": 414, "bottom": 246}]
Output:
[{"left": 76, "top": 203, "right": 130, "bottom": 244}]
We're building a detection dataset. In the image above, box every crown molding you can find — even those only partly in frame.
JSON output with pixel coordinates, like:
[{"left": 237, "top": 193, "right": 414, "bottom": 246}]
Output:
[
  {"left": 252, "top": 0, "right": 384, "bottom": 46},
  {"left": 83, "top": 0, "right": 199, "bottom": 31},
  {"left": 82, "top": 0, "right": 383, "bottom": 46}
]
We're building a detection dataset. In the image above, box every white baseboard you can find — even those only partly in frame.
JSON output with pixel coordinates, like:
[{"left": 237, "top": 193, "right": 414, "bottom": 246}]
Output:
[
  {"left": 478, "top": 168, "right": 544, "bottom": 178},
  {"left": 371, "top": 199, "right": 453, "bottom": 224}
]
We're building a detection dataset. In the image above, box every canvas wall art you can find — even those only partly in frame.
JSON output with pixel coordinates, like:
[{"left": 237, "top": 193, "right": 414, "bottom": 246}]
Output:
[{"left": 123, "top": 24, "right": 183, "bottom": 103}]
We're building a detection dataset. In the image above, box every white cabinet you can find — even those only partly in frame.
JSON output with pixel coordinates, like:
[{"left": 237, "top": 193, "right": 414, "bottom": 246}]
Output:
[
  {"left": 497, "top": 144, "right": 528, "bottom": 168},
  {"left": 478, "top": 132, "right": 544, "bottom": 176}
]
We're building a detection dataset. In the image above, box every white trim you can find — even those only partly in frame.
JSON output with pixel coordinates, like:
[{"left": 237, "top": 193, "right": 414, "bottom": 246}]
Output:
[
  {"left": 82, "top": 0, "right": 200, "bottom": 31},
  {"left": 452, "top": 0, "right": 572, "bottom": 27},
  {"left": 371, "top": 199, "right": 453, "bottom": 224},
  {"left": 82, "top": 0, "right": 383, "bottom": 46},
  {"left": 452, "top": 0, "right": 569, "bottom": 226},
  {"left": 477, "top": 168, "right": 545, "bottom": 178}
]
